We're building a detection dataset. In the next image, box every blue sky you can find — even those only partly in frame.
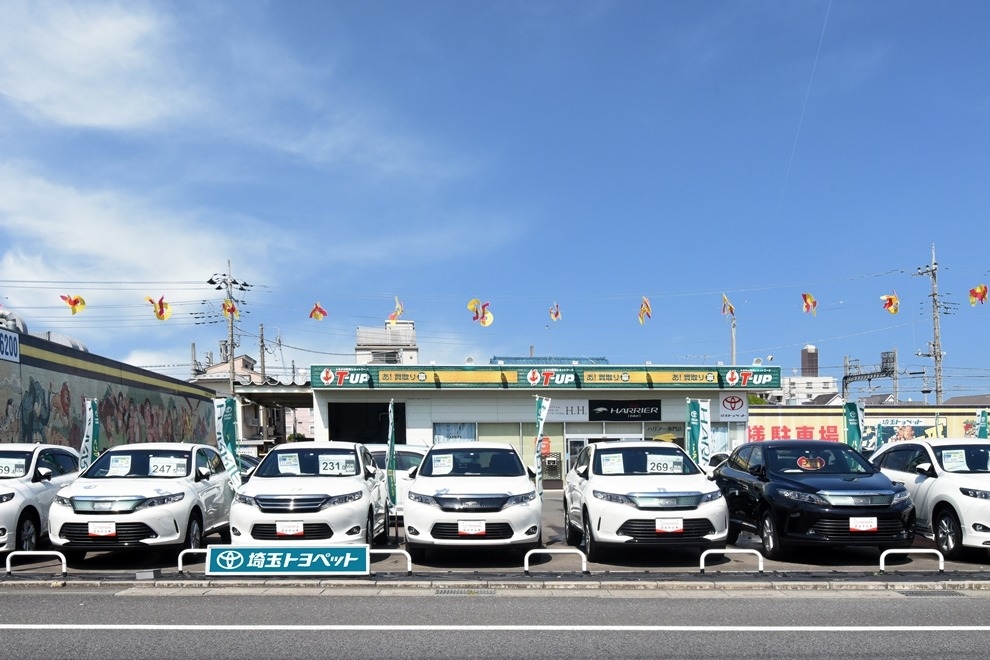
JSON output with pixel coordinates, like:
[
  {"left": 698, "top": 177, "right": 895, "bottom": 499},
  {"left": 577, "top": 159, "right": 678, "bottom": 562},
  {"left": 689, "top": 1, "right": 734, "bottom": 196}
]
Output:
[{"left": 0, "top": 1, "right": 986, "bottom": 403}]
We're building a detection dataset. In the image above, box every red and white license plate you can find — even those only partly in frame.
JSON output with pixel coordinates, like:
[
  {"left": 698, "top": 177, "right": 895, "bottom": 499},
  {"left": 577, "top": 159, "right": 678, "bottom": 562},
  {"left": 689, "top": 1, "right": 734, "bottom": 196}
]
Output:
[
  {"left": 88, "top": 521, "right": 116, "bottom": 537},
  {"left": 276, "top": 521, "right": 304, "bottom": 536},
  {"left": 849, "top": 516, "right": 878, "bottom": 532},
  {"left": 656, "top": 518, "right": 684, "bottom": 533},
  {"left": 458, "top": 520, "right": 486, "bottom": 536}
]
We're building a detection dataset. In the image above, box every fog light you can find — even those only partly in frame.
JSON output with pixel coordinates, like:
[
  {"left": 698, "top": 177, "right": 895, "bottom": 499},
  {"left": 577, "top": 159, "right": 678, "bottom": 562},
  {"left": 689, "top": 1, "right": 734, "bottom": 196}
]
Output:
[
  {"left": 973, "top": 523, "right": 990, "bottom": 533},
  {"left": 231, "top": 527, "right": 242, "bottom": 537},
  {"left": 525, "top": 526, "right": 538, "bottom": 536},
  {"left": 346, "top": 526, "right": 361, "bottom": 536},
  {"left": 406, "top": 526, "right": 420, "bottom": 536},
  {"left": 0, "top": 527, "right": 6, "bottom": 537}
]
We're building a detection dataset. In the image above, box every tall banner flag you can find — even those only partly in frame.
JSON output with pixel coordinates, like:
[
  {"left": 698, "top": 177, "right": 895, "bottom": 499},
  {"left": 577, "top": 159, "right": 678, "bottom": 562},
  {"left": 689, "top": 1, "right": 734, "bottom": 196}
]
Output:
[
  {"left": 844, "top": 401, "right": 866, "bottom": 452},
  {"left": 213, "top": 398, "right": 242, "bottom": 490},
  {"left": 534, "top": 396, "right": 551, "bottom": 498},
  {"left": 686, "top": 399, "right": 712, "bottom": 466},
  {"left": 387, "top": 399, "right": 397, "bottom": 508},
  {"left": 80, "top": 398, "right": 101, "bottom": 470},
  {"left": 978, "top": 410, "right": 988, "bottom": 439}
]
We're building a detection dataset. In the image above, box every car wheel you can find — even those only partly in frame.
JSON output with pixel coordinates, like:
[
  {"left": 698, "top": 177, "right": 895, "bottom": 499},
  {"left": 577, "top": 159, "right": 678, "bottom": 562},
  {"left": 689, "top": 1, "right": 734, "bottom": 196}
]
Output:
[
  {"left": 218, "top": 526, "right": 232, "bottom": 544},
  {"left": 15, "top": 512, "right": 39, "bottom": 552},
  {"left": 183, "top": 514, "right": 203, "bottom": 550},
  {"left": 365, "top": 510, "right": 374, "bottom": 546},
  {"left": 725, "top": 525, "right": 740, "bottom": 546},
  {"left": 563, "top": 505, "right": 581, "bottom": 546},
  {"left": 759, "top": 509, "right": 784, "bottom": 560},
  {"left": 935, "top": 509, "right": 963, "bottom": 560},
  {"left": 582, "top": 511, "right": 601, "bottom": 562},
  {"left": 375, "top": 507, "right": 390, "bottom": 546}
]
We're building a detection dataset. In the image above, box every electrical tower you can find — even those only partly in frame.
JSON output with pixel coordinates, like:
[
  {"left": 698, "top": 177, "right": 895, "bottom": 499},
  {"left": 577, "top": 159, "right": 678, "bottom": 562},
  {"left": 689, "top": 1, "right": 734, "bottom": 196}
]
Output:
[{"left": 914, "top": 244, "right": 945, "bottom": 404}]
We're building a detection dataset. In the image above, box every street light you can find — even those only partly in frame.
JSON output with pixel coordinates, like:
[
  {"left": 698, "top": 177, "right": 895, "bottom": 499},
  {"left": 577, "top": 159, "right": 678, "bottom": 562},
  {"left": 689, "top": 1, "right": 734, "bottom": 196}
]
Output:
[{"left": 207, "top": 260, "right": 252, "bottom": 397}]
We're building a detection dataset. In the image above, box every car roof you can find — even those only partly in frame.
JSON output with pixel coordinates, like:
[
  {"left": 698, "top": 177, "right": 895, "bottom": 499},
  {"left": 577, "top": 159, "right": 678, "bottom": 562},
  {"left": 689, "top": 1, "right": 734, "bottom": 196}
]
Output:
[
  {"left": 742, "top": 440, "right": 855, "bottom": 450},
  {"left": 592, "top": 441, "right": 686, "bottom": 451},
  {"left": 877, "top": 438, "right": 988, "bottom": 449},
  {"left": 0, "top": 443, "right": 79, "bottom": 455},
  {"left": 269, "top": 440, "right": 362, "bottom": 451},
  {"left": 105, "top": 442, "right": 211, "bottom": 451},
  {"left": 426, "top": 441, "right": 517, "bottom": 451},
  {"left": 362, "top": 443, "right": 428, "bottom": 454}
]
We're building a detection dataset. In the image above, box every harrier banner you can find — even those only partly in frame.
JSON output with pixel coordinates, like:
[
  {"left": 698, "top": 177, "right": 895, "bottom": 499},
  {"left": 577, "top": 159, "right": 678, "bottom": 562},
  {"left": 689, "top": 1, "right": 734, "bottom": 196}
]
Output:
[
  {"left": 80, "top": 398, "right": 101, "bottom": 470},
  {"left": 213, "top": 397, "right": 242, "bottom": 489},
  {"left": 686, "top": 399, "right": 712, "bottom": 466}
]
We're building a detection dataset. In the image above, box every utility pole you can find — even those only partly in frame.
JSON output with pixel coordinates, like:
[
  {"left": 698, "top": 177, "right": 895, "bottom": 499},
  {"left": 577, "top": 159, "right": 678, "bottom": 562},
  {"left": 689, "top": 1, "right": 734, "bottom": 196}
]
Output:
[
  {"left": 915, "top": 244, "right": 944, "bottom": 404},
  {"left": 207, "top": 261, "right": 252, "bottom": 398}
]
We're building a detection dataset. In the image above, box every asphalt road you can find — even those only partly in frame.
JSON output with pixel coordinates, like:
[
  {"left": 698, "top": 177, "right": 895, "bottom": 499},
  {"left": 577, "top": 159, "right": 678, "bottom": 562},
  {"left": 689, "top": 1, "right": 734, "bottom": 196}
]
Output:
[{"left": 1, "top": 588, "right": 989, "bottom": 659}]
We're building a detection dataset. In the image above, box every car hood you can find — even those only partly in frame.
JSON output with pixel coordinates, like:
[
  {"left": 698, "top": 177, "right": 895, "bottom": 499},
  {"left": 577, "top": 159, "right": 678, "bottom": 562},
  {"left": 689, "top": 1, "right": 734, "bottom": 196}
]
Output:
[
  {"left": 58, "top": 478, "right": 191, "bottom": 498},
  {"left": 238, "top": 475, "right": 366, "bottom": 497},
  {"left": 411, "top": 475, "right": 535, "bottom": 497},
  {"left": 587, "top": 474, "right": 718, "bottom": 494},
  {"left": 771, "top": 471, "right": 898, "bottom": 493}
]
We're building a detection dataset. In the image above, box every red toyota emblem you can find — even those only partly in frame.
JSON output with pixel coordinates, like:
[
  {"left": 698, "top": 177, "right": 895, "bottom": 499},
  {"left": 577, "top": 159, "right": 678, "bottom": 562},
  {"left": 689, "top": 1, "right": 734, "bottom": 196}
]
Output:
[{"left": 723, "top": 395, "right": 744, "bottom": 411}]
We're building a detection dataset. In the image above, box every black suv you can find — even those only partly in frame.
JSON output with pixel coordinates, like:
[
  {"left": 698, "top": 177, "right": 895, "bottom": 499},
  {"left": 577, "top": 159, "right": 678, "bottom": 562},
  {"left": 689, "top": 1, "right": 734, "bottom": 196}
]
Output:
[{"left": 712, "top": 440, "right": 915, "bottom": 559}]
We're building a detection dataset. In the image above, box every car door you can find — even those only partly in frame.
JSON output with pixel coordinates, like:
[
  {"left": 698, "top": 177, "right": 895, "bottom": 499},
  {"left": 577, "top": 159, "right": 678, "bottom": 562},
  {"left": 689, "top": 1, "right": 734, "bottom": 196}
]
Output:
[
  {"left": 362, "top": 447, "right": 386, "bottom": 527},
  {"left": 195, "top": 447, "right": 227, "bottom": 532},
  {"left": 716, "top": 445, "right": 756, "bottom": 531},
  {"left": 34, "top": 449, "right": 79, "bottom": 532},
  {"left": 566, "top": 446, "right": 592, "bottom": 528},
  {"left": 874, "top": 444, "right": 938, "bottom": 533}
]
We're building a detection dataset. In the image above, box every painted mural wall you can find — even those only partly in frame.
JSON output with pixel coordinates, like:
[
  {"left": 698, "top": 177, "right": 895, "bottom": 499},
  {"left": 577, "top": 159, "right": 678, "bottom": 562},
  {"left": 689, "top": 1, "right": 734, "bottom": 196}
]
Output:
[{"left": 0, "top": 328, "right": 214, "bottom": 452}]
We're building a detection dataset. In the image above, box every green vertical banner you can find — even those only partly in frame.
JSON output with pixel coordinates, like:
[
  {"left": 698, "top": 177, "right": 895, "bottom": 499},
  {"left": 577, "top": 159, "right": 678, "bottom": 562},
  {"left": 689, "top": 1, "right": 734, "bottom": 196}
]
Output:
[
  {"left": 844, "top": 401, "right": 865, "bottom": 452},
  {"left": 387, "top": 398, "right": 396, "bottom": 507},
  {"left": 978, "top": 410, "right": 988, "bottom": 439},
  {"left": 213, "top": 397, "right": 242, "bottom": 490},
  {"left": 686, "top": 399, "right": 711, "bottom": 465},
  {"left": 534, "top": 396, "right": 551, "bottom": 498},
  {"left": 875, "top": 423, "right": 886, "bottom": 451},
  {"left": 80, "top": 398, "right": 101, "bottom": 471}
]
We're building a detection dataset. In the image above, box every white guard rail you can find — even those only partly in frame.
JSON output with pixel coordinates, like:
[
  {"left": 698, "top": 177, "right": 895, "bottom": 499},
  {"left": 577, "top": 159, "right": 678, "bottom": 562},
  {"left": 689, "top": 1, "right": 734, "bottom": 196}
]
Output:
[
  {"left": 5, "top": 550, "right": 67, "bottom": 577},
  {"left": 699, "top": 548, "right": 765, "bottom": 575},
  {"left": 523, "top": 548, "right": 589, "bottom": 575},
  {"left": 879, "top": 548, "right": 944, "bottom": 574}
]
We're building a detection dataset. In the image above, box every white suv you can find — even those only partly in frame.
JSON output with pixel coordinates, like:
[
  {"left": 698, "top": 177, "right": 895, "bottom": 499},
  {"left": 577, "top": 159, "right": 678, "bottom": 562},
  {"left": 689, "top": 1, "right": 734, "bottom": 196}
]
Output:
[
  {"left": 230, "top": 441, "right": 388, "bottom": 546},
  {"left": 363, "top": 443, "right": 428, "bottom": 519},
  {"left": 871, "top": 438, "right": 990, "bottom": 559},
  {"left": 0, "top": 443, "right": 80, "bottom": 552},
  {"left": 403, "top": 441, "right": 542, "bottom": 561},
  {"left": 49, "top": 442, "right": 233, "bottom": 560},
  {"left": 563, "top": 440, "right": 728, "bottom": 561}
]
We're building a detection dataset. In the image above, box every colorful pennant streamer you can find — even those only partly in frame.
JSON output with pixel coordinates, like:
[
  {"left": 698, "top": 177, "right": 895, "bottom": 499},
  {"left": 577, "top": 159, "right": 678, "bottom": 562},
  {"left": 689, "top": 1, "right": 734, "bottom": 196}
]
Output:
[
  {"left": 60, "top": 294, "right": 86, "bottom": 315},
  {"left": 467, "top": 298, "right": 494, "bottom": 327},
  {"left": 801, "top": 293, "right": 817, "bottom": 316},
  {"left": 638, "top": 296, "right": 652, "bottom": 325},
  {"left": 969, "top": 284, "right": 988, "bottom": 306},
  {"left": 221, "top": 299, "right": 239, "bottom": 319},
  {"left": 721, "top": 293, "right": 735, "bottom": 317},
  {"left": 549, "top": 302, "right": 561, "bottom": 322},
  {"left": 388, "top": 297, "right": 404, "bottom": 325},
  {"left": 146, "top": 296, "right": 172, "bottom": 321},
  {"left": 309, "top": 302, "right": 328, "bottom": 321},
  {"left": 881, "top": 291, "right": 899, "bottom": 314}
]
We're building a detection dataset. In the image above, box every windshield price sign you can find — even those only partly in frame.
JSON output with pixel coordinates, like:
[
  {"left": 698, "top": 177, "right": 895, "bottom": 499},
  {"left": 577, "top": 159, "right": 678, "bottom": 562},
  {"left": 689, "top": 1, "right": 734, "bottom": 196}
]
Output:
[{"left": 206, "top": 545, "right": 370, "bottom": 576}]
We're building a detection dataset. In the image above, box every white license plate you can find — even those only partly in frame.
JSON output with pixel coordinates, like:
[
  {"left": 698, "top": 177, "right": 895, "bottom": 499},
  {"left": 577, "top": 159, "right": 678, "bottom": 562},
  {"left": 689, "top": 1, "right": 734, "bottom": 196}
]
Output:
[
  {"left": 849, "top": 516, "right": 878, "bottom": 532},
  {"left": 88, "top": 521, "right": 116, "bottom": 537},
  {"left": 655, "top": 518, "right": 684, "bottom": 533},
  {"left": 276, "top": 521, "right": 304, "bottom": 536},
  {"left": 458, "top": 520, "right": 486, "bottom": 536}
]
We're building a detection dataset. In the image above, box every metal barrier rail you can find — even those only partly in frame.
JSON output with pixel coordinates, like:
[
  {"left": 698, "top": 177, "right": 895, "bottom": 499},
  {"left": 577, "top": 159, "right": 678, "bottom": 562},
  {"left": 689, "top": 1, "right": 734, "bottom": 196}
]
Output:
[
  {"left": 523, "top": 548, "right": 589, "bottom": 575},
  {"left": 177, "top": 548, "right": 209, "bottom": 575},
  {"left": 370, "top": 549, "right": 412, "bottom": 575},
  {"left": 879, "top": 548, "right": 944, "bottom": 574},
  {"left": 699, "top": 548, "right": 764, "bottom": 575},
  {"left": 5, "top": 551, "right": 67, "bottom": 577}
]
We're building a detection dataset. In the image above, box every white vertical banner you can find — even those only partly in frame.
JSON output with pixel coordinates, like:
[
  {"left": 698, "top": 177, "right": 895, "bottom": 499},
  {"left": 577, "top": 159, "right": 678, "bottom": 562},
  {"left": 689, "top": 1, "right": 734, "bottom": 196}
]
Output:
[
  {"left": 686, "top": 399, "right": 712, "bottom": 466},
  {"left": 534, "top": 396, "right": 551, "bottom": 498},
  {"left": 213, "top": 398, "right": 242, "bottom": 490},
  {"left": 80, "top": 398, "right": 100, "bottom": 471}
]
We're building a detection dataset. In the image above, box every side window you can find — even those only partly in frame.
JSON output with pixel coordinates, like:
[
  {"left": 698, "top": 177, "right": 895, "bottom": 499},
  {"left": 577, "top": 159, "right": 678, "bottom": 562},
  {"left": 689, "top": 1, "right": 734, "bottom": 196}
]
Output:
[
  {"left": 749, "top": 446, "right": 765, "bottom": 471},
  {"left": 196, "top": 449, "right": 210, "bottom": 473},
  {"left": 362, "top": 448, "right": 375, "bottom": 474},
  {"left": 53, "top": 451, "right": 80, "bottom": 475},
  {"left": 208, "top": 450, "right": 224, "bottom": 475},
  {"left": 879, "top": 447, "right": 918, "bottom": 473},
  {"left": 397, "top": 451, "right": 424, "bottom": 471},
  {"left": 577, "top": 447, "right": 591, "bottom": 471},
  {"left": 903, "top": 447, "right": 930, "bottom": 472},
  {"left": 37, "top": 450, "right": 64, "bottom": 475},
  {"left": 729, "top": 445, "right": 753, "bottom": 471}
]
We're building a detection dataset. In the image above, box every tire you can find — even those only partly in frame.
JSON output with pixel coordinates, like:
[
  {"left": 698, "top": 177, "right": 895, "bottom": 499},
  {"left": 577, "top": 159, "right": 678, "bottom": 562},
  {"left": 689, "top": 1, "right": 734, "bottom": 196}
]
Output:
[
  {"left": 375, "top": 507, "right": 390, "bottom": 546},
  {"left": 15, "top": 512, "right": 39, "bottom": 552},
  {"left": 218, "top": 526, "right": 232, "bottom": 544},
  {"left": 583, "top": 511, "right": 601, "bottom": 562},
  {"left": 759, "top": 509, "right": 784, "bottom": 560},
  {"left": 563, "top": 505, "right": 581, "bottom": 546},
  {"left": 365, "top": 510, "right": 374, "bottom": 546},
  {"left": 183, "top": 513, "right": 203, "bottom": 551},
  {"left": 725, "top": 525, "right": 740, "bottom": 546},
  {"left": 934, "top": 509, "right": 963, "bottom": 560}
]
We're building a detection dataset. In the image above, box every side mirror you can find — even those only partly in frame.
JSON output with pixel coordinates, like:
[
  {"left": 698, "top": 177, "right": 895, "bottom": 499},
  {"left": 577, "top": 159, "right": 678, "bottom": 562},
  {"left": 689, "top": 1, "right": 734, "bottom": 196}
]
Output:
[
  {"left": 747, "top": 464, "right": 766, "bottom": 479},
  {"left": 34, "top": 467, "right": 53, "bottom": 483},
  {"left": 406, "top": 466, "right": 418, "bottom": 479},
  {"left": 575, "top": 465, "right": 588, "bottom": 479},
  {"left": 195, "top": 466, "right": 211, "bottom": 482},
  {"left": 915, "top": 462, "right": 935, "bottom": 477},
  {"left": 527, "top": 465, "right": 537, "bottom": 479}
]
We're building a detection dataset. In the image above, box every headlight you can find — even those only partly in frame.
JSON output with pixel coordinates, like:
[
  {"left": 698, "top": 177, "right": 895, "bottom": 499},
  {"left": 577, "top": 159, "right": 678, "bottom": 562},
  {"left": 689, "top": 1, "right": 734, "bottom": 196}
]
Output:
[
  {"left": 0, "top": 492, "right": 15, "bottom": 504},
  {"left": 700, "top": 490, "right": 723, "bottom": 503},
  {"left": 408, "top": 491, "right": 439, "bottom": 507},
  {"left": 592, "top": 490, "right": 635, "bottom": 506},
  {"left": 892, "top": 490, "right": 913, "bottom": 504},
  {"left": 322, "top": 491, "right": 363, "bottom": 508},
  {"left": 778, "top": 489, "right": 829, "bottom": 506},
  {"left": 54, "top": 495, "right": 72, "bottom": 507},
  {"left": 135, "top": 493, "right": 184, "bottom": 510},
  {"left": 960, "top": 487, "right": 990, "bottom": 500},
  {"left": 505, "top": 491, "right": 537, "bottom": 507},
  {"left": 234, "top": 493, "right": 257, "bottom": 507}
]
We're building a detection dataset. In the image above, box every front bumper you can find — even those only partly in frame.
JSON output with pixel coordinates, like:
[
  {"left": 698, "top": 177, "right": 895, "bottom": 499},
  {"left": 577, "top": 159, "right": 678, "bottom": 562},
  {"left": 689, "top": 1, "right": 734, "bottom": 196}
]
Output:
[
  {"left": 769, "top": 499, "right": 915, "bottom": 548},
  {"left": 587, "top": 498, "right": 729, "bottom": 548},
  {"left": 48, "top": 504, "right": 188, "bottom": 551},
  {"left": 229, "top": 499, "right": 370, "bottom": 546},
  {"left": 403, "top": 498, "right": 542, "bottom": 548}
]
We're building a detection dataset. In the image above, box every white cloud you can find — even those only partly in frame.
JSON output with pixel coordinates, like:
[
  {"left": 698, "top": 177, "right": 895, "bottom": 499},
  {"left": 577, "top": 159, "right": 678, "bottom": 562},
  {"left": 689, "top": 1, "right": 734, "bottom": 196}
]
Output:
[{"left": 0, "top": 0, "right": 201, "bottom": 129}]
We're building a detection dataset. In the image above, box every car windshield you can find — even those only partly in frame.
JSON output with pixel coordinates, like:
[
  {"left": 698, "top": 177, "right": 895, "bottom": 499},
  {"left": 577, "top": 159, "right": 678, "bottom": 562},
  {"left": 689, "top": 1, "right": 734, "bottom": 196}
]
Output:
[
  {"left": 934, "top": 445, "right": 990, "bottom": 473},
  {"left": 0, "top": 451, "right": 32, "bottom": 479},
  {"left": 371, "top": 451, "right": 425, "bottom": 472},
  {"left": 419, "top": 448, "right": 525, "bottom": 477},
  {"left": 85, "top": 449, "right": 190, "bottom": 478},
  {"left": 768, "top": 445, "right": 873, "bottom": 475},
  {"left": 254, "top": 448, "right": 360, "bottom": 477},
  {"left": 592, "top": 446, "right": 700, "bottom": 476}
]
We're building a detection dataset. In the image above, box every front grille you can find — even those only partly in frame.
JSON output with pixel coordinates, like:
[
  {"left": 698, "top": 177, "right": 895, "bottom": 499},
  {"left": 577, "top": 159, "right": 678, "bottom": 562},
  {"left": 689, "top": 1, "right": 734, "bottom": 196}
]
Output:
[
  {"left": 58, "top": 522, "right": 157, "bottom": 544},
  {"left": 431, "top": 522, "right": 514, "bottom": 540},
  {"left": 434, "top": 496, "right": 508, "bottom": 513},
  {"left": 806, "top": 517, "right": 909, "bottom": 541},
  {"left": 820, "top": 492, "right": 895, "bottom": 506},
  {"left": 254, "top": 495, "right": 327, "bottom": 514},
  {"left": 617, "top": 518, "right": 715, "bottom": 541},
  {"left": 630, "top": 493, "right": 702, "bottom": 510},
  {"left": 251, "top": 523, "right": 334, "bottom": 541}
]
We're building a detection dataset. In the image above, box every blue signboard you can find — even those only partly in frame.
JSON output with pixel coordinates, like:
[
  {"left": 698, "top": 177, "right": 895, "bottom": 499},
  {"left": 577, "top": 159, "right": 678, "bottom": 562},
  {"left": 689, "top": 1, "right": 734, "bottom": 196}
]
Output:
[{"left": 206, "top": 545, "right": 370, "bottom": 576}]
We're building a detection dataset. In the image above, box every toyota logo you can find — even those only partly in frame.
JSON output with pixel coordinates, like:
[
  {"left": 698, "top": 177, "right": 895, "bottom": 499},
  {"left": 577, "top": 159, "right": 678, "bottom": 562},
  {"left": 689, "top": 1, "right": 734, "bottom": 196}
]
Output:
[
  {"left": 215, "top": 550, "right": 244, "bottom": 570},
  {"left": 723, "top": 395, "right": 744, "bottom": 411}
]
